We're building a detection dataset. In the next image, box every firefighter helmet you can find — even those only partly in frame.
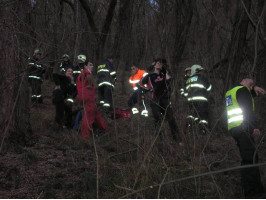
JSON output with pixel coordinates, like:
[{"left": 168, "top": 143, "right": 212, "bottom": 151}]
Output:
[
  {"left": 77, "top": 54, "right": 86, "bottom": 63},
  {"left": 185, "top": 67, "right": 191, "bottom": 72},
  {"left": 191, "top": 64, "right": 204, "bottom": 74},
  {"left": 33, "top": 49, "right": 42, "bottom": 56},
  {"left": 62, "top": 54, "right": 69, "bottom": 59}
]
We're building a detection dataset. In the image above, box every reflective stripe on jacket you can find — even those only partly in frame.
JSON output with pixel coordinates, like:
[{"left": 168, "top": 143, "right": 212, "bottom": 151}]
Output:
[
  {"left": 97, "top": 60, "right": 116, "bottom": 87},
  {"left": 129, "top": 69, "right": 148, "bottom": 90},
  {"left": 185, "top": 74, "right": 211, "bottom": 102},
  {"left": 225, "top": 86, "right": 254, "bottom": 131}
]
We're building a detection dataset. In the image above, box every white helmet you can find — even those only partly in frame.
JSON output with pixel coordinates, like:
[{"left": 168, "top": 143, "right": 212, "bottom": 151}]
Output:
[
  {"left": 190, "top": 64, "right": 204, "bottom": 74},
  {"left": 77, "top": 54, "right": 86, "bottom": 63},
  {"left": 185, "top": 67, "right": 191, "bottom": 72}
]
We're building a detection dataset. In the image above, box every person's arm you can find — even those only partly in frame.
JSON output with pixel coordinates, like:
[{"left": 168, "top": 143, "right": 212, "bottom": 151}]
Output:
[
  {"left": 138, "top": 74, "right": 151, "bottom": 91},
  {"left": 253, "top": 86, "right": 266, "bottom": 96},
  {"left": 109, "top": 63, "right": 117, "bottom": 81}
]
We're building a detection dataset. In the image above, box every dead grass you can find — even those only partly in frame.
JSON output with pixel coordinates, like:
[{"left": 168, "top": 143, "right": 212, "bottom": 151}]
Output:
[{"left": 0, "top": 77, "right": 265, "bottom": 199}]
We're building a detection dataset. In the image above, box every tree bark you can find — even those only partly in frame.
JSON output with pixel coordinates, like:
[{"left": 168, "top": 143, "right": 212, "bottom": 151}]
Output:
[{"left": 0, "top": 0, "right": 33, "bottom": 152}]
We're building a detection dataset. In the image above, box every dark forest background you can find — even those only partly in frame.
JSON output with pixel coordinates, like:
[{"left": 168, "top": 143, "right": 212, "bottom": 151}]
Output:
[{"left": 0, "top": 0, "right": 266, "bottom": 198}]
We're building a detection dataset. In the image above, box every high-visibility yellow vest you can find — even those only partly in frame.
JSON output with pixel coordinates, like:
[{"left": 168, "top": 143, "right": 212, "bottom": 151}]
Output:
[{"left": 225, "top": 86, "right": 254, "bottom": 131}]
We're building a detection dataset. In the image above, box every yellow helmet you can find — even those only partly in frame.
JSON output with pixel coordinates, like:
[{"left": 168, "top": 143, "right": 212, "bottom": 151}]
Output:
[
  {"left": 77, "top": 54, "right": 86, "bottom": 63},
  {"left": 33, "top": 49, "right": 42, "bottom": 56},
  {"left": 190, "top": 64, "right": 204, "bottom": 74}
]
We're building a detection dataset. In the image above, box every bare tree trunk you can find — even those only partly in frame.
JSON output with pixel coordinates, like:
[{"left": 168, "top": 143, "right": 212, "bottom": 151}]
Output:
[
  {"left": 79, "top": 0, "right": 117, "bottom": 61},
  {"left": 224, "top": 0, "right": 251, "bottom": 91},
  {"left": 113, "top": 0, "right": 133, "bottom": 94},
  {"left": 171, "top": 0, "right": 193, "bottom": 74},
  {"left": 74, "top": 1, "right": 82, "bottom": 63},
  {"left": 0, "top": 0, "right": 33, "bottom": 152}
]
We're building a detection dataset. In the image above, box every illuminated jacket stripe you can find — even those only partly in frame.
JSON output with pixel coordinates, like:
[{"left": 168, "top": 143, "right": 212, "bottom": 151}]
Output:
[
  {"left": 98, "top": 82, "right": 114, "bottom": 87},
  {"left": 187, "top": 96, "right": 208, "bottom": 101},
  {"left": 186, "top": 83, "right": 206, "bottom": 90},
  {"left": 225, "top": 86, "right": 254, "bottom": 131},
  {"left": 28, "top": 75, "right": 41, "bottom": 79}
]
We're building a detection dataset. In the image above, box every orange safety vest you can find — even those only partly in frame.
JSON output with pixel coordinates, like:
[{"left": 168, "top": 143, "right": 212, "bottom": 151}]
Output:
[{"left": 129, "top": 69, "right": 147, "bottom": 90}]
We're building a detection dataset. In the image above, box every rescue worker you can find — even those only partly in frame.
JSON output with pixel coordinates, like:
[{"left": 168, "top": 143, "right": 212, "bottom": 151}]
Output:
[
  {"left": 73, "top": 54, "right": 86, "bottom": 81},
  {"left": 185, "top": 64, "right": 212, "bottom": 134},
  {"left": 128, "top": 65, "right": 149, "bottom": 116},
  {"left": 225, "top": 78, "right": 265, "bottom": 198},
  {"left": 97, "top": 55, "right": 117, "bottom": 111},
  {"left": 139, "top": 58, "right": 181, "bottom": 142},
  {"left": 52, "top": 67, "right": 76, "bottom": 129},
  {"left": 76, "top": 60, "right": 108, "bottom": 138},
  {"left": 180, "top": 67, "right": 191, "bottom": 98},
  {"left": 28, "top": 49, "right": 45, "bottom": 103},
  {"left": 59, "top": 54, "right": 74, "bottom": 73}
]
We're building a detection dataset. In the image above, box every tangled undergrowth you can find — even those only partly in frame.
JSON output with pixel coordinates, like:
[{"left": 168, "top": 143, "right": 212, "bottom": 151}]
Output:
[{"left": 0, "top": 79, "right": 265, "bottom": 199}]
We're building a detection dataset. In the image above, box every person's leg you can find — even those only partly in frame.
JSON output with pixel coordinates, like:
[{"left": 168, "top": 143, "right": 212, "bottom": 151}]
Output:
[
  {"left": 150, "top": 100, "right": 162, "bottom": 137},
  {"left": 31, "top": 79, "right": 38, "bottom": 102},
  {"left": 162, "top": 99, "right": 181, "bottom": 141},
  {"left": 197, "top": 102, "right": 209, "bottom": 134},
  {"left": 64, "top": 103, "right": 73, "bottom": 129},
  {"left": 81, "top": 106, "right": 95, "bottom": 138},
  {"left": 98, "top": 86, "right": 105, "bottom": 108},
  {"left": 103, "top": 86, "right": 112, "bottom": 110},
  {"left": 128, "top": 91, "right": 139, "bottom": 114},
  {"left": 231, "top": 127, "right": 264, "bottom": 198},
  {"left": 138, "top": 89, "right": 148, "bottom": 117},
  {"left": 94, "top": 108, "right": 108, "bottom": 131},
  {"left": 53, "top": 90, "right": 64, "bottom": 126},
  {"left": 36, "top": 79, "right": 43, "bottom": 103}
]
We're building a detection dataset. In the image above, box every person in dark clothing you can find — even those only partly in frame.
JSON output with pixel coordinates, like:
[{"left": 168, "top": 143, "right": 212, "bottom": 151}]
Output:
[
  {"left": 225, "top": 78, "right": 265, "bottom": 198},
  {"left": 59, "top": 54, "right": 74, "bottom": 73},
  {"left": 28, "top": 49, "right": 45, "bottom": 103},
  {"left": 139, "top": 58, "right": 181, "bottom": 143},
  {"left": 53, "top": 67, "right": 76, "bottom": 129},
  {"left": 73, "top": 54, "right": 86, "bottom": 82},
  {"left": 185, "top": 64, "right": 212, "bottom": 134},
  {"left": 97, "top": 56, "right": 117, "bottom": 111}
]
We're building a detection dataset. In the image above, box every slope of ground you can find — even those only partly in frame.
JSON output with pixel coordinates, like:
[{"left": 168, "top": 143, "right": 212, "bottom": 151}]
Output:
[{"left": 0, "top": 77, "right": 265, "bottom": 198}]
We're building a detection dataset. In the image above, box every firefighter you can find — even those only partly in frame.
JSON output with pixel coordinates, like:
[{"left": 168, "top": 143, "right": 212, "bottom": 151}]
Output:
[
  {"left": 180, "top": 67, "right": 191, "bottom": 98},
  {"left": 28, "top": 49, "right": 45, "bottom": 103},
  {"left": 185, "top": 64, "right": 212, "bottom": 134},
  {"left": 59, "top": 54, "right": 74, "bottom": 73},
  {"left": 73, "top": 54, "right": 86, "bottom": 81},
  {"left": 139, "top": 58, "right": 182, "bottom": 142},
  {"left": 128, "top": 65, "right": 149, "bottom": 116},
  {"left": 97, "top": 55, "right": 117, "bottom": 111},
  {"left": 52, "top": 67, "right": 76, "bottom": 129},
  {"left": 76, "top": 60, "right": 108, "bottom": 138},
  {"left": 225, "top": 78, "right": 265, "bottom": 198}
]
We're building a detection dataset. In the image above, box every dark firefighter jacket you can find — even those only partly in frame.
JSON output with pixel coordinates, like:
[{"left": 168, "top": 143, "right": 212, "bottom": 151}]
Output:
[
  {"left": 73, "top": 63, "right": 85, "bottom": 82},
  {"left": 59, "top": 61, "right": 74, "bottom": 72},
  {"left": 185, "top": 74, "right": 212, "bottom": 102},
  {"left": 53, "top": 73, "right": 76, "bottom": 100},
  {"left": 28, "top": 57, "right": 45, "bottom": 80},
  {"left": 97, "top": 60, "right": 117, "bottom": 88}
]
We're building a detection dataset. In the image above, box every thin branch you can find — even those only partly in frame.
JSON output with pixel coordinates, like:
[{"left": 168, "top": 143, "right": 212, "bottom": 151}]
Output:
[{"left": 119, "top": 162, "right": 266, "bottom": 198}]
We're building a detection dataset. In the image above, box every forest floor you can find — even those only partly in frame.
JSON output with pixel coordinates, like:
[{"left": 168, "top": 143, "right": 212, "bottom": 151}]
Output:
[{"left": 0, "top": 77, "right": 266, "bottom": 198}]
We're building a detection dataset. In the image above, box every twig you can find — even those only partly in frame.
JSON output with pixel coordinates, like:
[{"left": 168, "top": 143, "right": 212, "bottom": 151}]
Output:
[
  {"left": 119, "top": 162, "right": 266, "bottom": 198},
  {"left": 157, "top": 156, "right": 169, "bottom": 199}
]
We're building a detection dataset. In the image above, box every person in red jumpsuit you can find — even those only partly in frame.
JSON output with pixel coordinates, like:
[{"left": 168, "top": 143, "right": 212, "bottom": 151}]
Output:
[{"left": 76, "top": 60, "right": 107, "bottom": 138}]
